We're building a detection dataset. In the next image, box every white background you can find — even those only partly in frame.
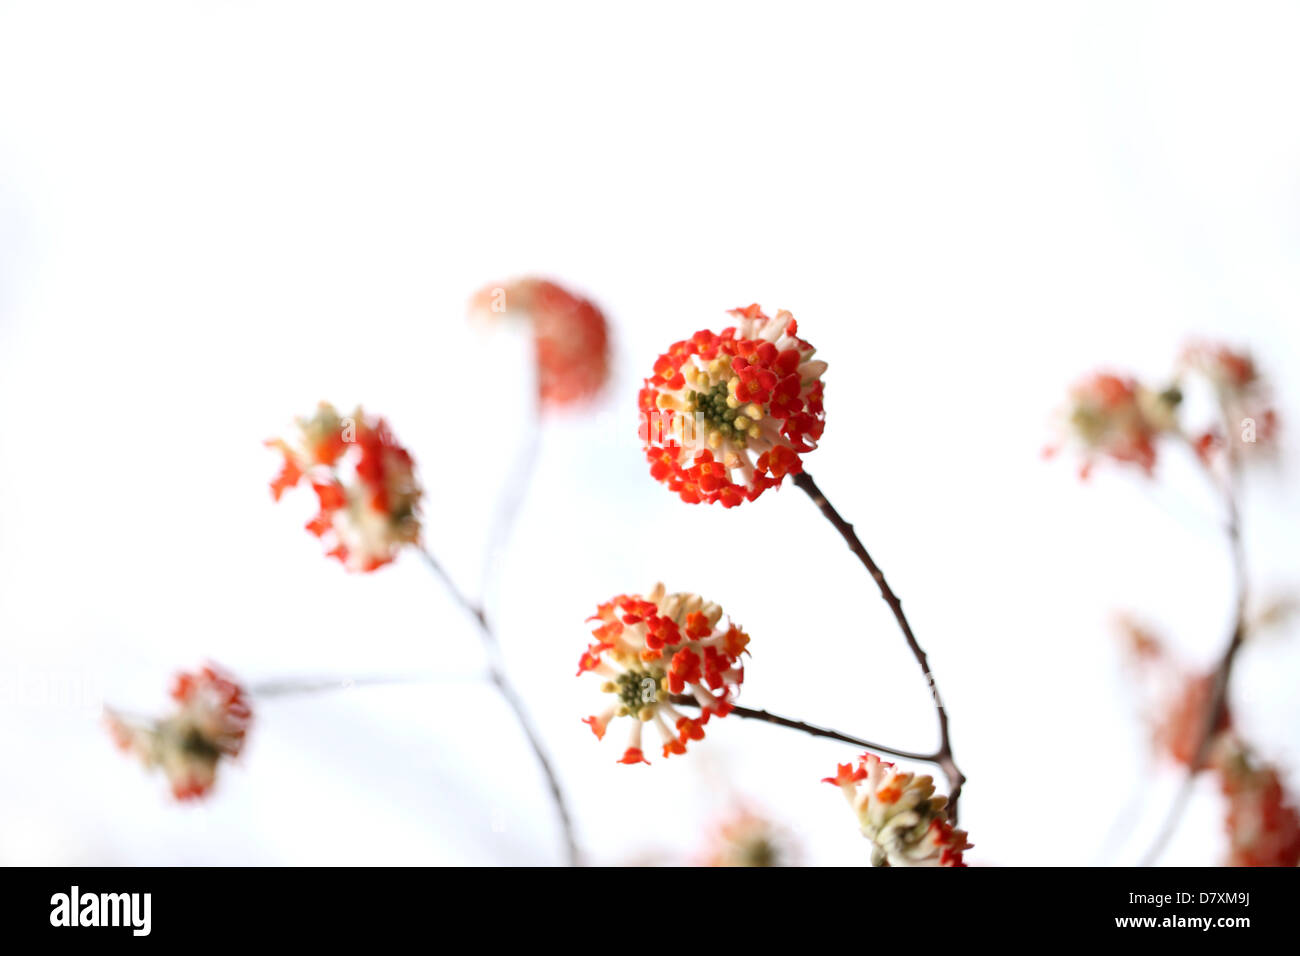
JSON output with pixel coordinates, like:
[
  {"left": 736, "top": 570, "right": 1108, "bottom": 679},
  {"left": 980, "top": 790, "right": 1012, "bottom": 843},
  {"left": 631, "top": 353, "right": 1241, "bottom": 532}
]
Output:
[{"left": 0, "top": 1, "right": 1297, "bottom": 866}]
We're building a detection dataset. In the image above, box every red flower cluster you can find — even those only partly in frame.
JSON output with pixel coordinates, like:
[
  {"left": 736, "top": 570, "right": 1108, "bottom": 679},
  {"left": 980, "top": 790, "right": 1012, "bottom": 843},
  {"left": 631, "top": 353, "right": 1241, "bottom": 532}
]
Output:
[
  {"left": 268, "top": 403, "right": 422, "bottom": 572},
  {"left": 471, "top": 278, "right": 611, "bottom": 409},
  {"left": 1052, "top": 341, "right": 1278, "bottom": 479},
  {"left": 578, "top": 584, "right": 749, "bottom": 764},
  {"left": 639, "top": 305, "right": 827, "bottom": 507},
  {"left": 106, "top": 665, "right": 252, "bottom": 801},
  {"left": 1050, "top": 372, "right": 1177, "bottom": 479},
  {"left": 1180, "top": 341, "right": 1278, "bottom": 464},
  {"left": 1217, "top": 744, "right": 1300, "bottom": 867}
]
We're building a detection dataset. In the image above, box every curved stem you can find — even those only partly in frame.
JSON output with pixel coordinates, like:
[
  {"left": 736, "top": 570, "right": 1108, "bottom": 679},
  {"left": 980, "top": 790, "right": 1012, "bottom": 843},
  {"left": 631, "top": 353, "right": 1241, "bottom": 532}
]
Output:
[
  {"left": 669, "top": 696, "right": 937, "bottom": 764},
  {"left": 248, "top": 674, "right": 482, "bottom": 697},
  {"left": 480, "top": 420, "right": 541, "bottom": 626},
  {"left": 1140, "top": 441, "right": 1248, "bottom": 866},
  {"left": 417, "top": 545, "right": 582, "bottom": 867},
  {"left": 792, "top": 471, "right": 966, "bottom": 819}
]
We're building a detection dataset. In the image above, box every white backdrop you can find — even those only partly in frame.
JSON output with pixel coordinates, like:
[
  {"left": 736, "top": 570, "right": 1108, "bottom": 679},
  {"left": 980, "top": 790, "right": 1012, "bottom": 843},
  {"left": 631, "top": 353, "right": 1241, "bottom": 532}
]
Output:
[{"left": 1, "top": 1, "right": 1297, "bottom": 866}]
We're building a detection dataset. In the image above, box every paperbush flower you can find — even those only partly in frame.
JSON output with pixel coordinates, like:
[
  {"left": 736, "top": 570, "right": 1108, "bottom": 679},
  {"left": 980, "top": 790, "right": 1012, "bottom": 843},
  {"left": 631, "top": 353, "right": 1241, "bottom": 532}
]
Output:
[
  {"left": 639, "top": 305, "right": 827, "bottom": 507},
  {"left": 471, "top": 278, "right": 611, "bottom": 408},
  {"left": 823, "top": 753, "right": 971, "bottom": 867},
  {"left": 1217, "top": 742, "right": 1300, "bottom": 867},
  {"left": 703, "top": 807, "right": 799, "bottom": 867},
  {"left": 578, "top": 583, "right": 750, "bottom": 764},
  {"left": 267, "top": 402, "right": 422, "bottom": 572},
  {"left": 1180, "top": 341, "right": 1278, "bottom": 463},
  {"left": 1050, "top": 372, "right": 1179, "bottom": 479},
  {"left": 105, "top": 665, "right": 252, "bottom": 801}
]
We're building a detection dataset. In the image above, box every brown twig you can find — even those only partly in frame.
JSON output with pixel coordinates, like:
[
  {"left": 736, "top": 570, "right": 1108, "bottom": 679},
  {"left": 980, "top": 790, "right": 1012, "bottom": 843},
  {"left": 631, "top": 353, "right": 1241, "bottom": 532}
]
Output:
[
  {"left": 418, "top": 545, "right": 582, "bottom": 867},
  {"left": 792, "top": 471, "right": 966, "bottom": 820},
  {"left": 669, "top": 696, "right": 937, "bottom": 764}
]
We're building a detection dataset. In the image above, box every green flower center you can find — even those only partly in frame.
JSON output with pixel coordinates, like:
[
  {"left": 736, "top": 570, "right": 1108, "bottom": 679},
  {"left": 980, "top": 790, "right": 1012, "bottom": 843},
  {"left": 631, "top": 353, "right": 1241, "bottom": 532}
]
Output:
[
  {"left": 686, "top": 382, "right": 748, "bottom": 446},
  {"left": 615, "top": 669, "right": 663, "bottom": 713}
]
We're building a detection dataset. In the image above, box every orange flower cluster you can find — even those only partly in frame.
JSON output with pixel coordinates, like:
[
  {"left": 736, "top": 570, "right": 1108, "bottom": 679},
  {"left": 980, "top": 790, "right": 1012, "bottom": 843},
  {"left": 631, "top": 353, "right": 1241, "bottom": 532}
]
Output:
[
  {"left": 471, "top": 278, "right": 611, "bottom": 409},
  {"left": 268, "top": 403, "right": 422, "bottom": 572},
  {"left": 577, "top": 584, "right": 749, "bottom": 764},
  {"left": 639, "top": 306, "right": 826, "bottom": 507},
  {"left": 1051, "top": 340, "right": 1276, "bottom": 479},
  {"left": 106, "top": 664, "right": 251, "bottom": 801},
  {"left": 823, "top": 753, "right": 971, "bottom": 867}
]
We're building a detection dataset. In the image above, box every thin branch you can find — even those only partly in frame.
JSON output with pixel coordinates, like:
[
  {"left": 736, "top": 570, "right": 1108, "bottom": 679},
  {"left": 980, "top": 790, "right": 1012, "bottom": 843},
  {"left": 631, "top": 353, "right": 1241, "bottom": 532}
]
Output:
[
  {"left": 417, "top": 545, "right": 582, "bottom": 867},
  {"left": 669, "top": 696, "right": 937, "bottom": 764},
  {"left": 248, "top": 674, "right": 483, "bottom": 697},
  {"left": 1140, "top": 439, "right": 1249, "bottom": 866},
  {"left": 792, "top": 471, "right": 966, "bottom": 820},
  {"left": 480, "top": 421, "right": 542, "bottom": 626}
]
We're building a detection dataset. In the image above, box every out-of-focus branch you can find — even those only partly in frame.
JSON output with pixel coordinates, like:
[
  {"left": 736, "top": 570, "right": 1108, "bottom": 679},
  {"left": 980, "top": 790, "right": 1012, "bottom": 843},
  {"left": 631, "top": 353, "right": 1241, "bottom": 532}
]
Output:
[
  {"left": 248, "top": 674, "right": 483, "bottom": 697},
  {"left": 1140, "top": 433, "right": 1250, "bottom": 866},
  {"left": 418, "top": 545, "right": 582, "bottom": 867},
  {"left": 480, "top": 422, "right": 541, "bottom": 626},
  {"left": 792, "top": 471, "right": 966, "bottom": 820}
]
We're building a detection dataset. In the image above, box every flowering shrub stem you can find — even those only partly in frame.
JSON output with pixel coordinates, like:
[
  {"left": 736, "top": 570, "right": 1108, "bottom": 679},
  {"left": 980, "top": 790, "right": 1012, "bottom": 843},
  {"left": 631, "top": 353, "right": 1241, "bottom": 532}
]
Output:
[
  {"left": 1140, "top": 442, "right": 1249, "bottom": 866},
  {"left": 247, "top": 675, "right": 475, "bottom": 696},
  {"left": 480, "top": 425, "right": 542, "bottom": 625},
  {"left": 417, "top": 545, "right": 582, "bottom": 867},
  {"left": 792, "top": 471, "right": 966, "bottom": 820},
  {"left": 668, "top": 696, "right": 936, "bottom": 763}
]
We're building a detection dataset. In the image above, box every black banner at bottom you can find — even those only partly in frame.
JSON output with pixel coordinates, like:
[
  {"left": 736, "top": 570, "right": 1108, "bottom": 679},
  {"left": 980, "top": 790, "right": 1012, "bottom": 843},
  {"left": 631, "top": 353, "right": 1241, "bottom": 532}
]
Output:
[{"left": 4, "top": 866, "right": 1289, "bottom": 942}]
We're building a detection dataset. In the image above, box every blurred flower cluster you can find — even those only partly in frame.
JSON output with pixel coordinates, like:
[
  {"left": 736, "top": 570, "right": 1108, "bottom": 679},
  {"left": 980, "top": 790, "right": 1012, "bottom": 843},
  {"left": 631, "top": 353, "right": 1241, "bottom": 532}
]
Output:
[
  {"left": 1059, "top": 340, "right": 1294, "bottom": 867},
  {"left": 702, "top": 807, "right": 801, "bottom": 867},
  {"left": 1180, "top": 341, "right": 1278, "bottom": 464},
  {"left": 105, "top": 665, "right": 251, "bottom": 801},
  {"left": 1120, "top": 619, "right": 1299, "bottom": 867},
  {"left": 470, "top": 277, "right": 611, "bottom": 410},
  {"left": 1048, "top": 341, "right": 1277, "bottom": 478},
  {"left": 267, "top": 402, "right": 422, "bottom": 572},
  {"left": 1218, "top": 742, "right": 1300, "bottom": 868}
]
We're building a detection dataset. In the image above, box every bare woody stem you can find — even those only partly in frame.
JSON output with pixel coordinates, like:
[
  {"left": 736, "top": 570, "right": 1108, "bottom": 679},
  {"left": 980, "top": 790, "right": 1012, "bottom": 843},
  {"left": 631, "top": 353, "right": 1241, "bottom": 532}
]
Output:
[
  {"left": 1140, "top": 441, "right": 1249, "bottom": 867},
  {"left": 792, "top": 471, "right": 966, "bottom": 820},
  {"left": 417, "top": 545, "right": 582, "bottom": 867},
  {"left": 669, "top": 696, "right": 937, "bottom": 764}
]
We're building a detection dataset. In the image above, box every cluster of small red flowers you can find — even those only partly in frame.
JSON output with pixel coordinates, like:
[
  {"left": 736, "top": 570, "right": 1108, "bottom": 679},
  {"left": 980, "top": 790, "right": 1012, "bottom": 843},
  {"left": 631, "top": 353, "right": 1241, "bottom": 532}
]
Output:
[
  {"left": 106, "top": 665, "right": 252, "bottom": 801},
  {"left": 823, "top": 752, "right": 971, "bottom": 867},
  {"left": 1050, "top": 372, "right": 1177, "bottom": 479},
  {"left": 471, "top": 278, "right": 611, "bottom": 409},
  {"left": 578, "top": 583, "right": 749, "bottom": 764},
  {"left": 1051, "top": 340, "right": 1277, "bottom": 479},
  {"left": 1216, "top": 743, "right": 1300, "bottom": 867},
  {"left": 1180, "top": 341, "right": 1278, "bottom": 465},
  {"left": 639, "top": 305, "right": 827, "bottom": 507},
  {"left": 267, "top": 402, "right": 422, "bottom": 572}
]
